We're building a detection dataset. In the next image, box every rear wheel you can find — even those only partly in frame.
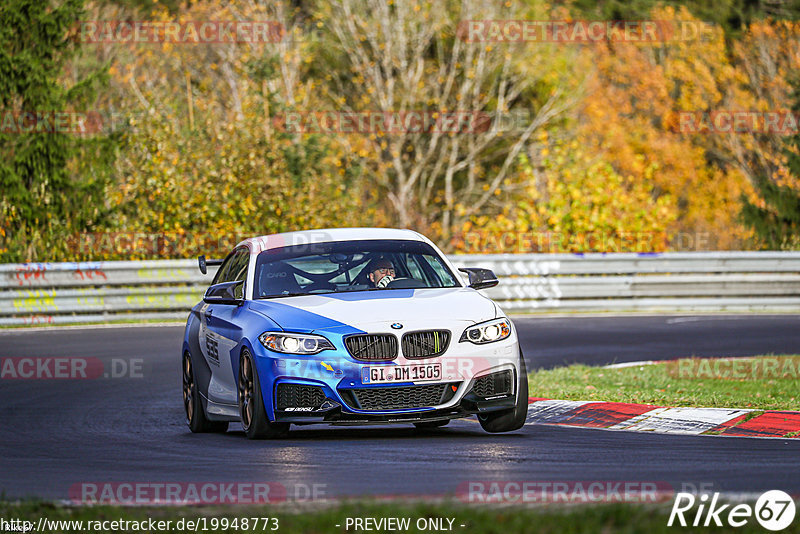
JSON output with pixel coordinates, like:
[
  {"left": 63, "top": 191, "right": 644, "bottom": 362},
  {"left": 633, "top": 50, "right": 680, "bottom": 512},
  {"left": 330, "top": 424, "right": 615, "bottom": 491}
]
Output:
[
  {"left": 238, "top": 349, "right": 289, "bottom": 439},
  {"left": 183, "top": 352, "right": 228, "bottom": 433},
  {"left": 478, "top": 353, "right": 529, "bottom": 433}
]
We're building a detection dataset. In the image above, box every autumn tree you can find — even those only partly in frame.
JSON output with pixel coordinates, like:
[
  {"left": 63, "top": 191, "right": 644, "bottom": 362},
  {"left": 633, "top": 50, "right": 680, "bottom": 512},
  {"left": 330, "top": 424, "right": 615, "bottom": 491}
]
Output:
[
  {"left": 315, "top": 0, "right": 577, "bottom": 244},
  {"left": 10, "top": 0, "right": 800, "bottom": 260},
  {"left": 572, "top": 6, "right": 752, "bottom": 249},
  {"left": 461, "top": 138, "right": 676, "bottom": 253},
  {"left": 569, "top": 0, "right": 800, "bottom": 36},
  {"left": 741, "top": 77, "right": 800, "bottom": 249},
  {"left": 97, "top": 1, "right": 372, "bottom": 259}
]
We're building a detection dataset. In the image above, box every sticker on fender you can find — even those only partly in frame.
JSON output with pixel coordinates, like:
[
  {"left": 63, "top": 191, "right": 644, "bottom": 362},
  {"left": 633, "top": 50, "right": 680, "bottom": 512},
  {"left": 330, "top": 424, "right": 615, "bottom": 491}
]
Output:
[{"left": 362, "top": 363, "right": 441, "bottom": 384}]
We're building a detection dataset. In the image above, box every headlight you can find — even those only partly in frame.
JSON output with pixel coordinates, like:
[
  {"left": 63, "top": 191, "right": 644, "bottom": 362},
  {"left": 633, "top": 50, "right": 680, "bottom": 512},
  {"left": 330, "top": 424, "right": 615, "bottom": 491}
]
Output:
[
  {"left": 259, "top": 332, "right": 335, "bottom": 355},
  {"left": 459, "top": 318, "right": 512, "bottom": 344}
]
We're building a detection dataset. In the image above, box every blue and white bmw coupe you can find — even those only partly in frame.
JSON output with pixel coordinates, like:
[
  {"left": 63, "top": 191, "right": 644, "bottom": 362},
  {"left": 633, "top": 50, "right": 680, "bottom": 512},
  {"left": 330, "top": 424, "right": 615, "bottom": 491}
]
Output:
[{"left": 181, "top": 228, "right": 528, "bottom": 439}]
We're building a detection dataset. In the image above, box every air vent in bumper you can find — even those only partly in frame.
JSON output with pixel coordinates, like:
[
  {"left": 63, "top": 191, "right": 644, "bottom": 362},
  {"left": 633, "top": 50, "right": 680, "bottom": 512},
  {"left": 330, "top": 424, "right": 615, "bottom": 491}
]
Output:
[
  {"left": 472, "top": 370, "right": 513, "bottom": 398},
  {"left": 276, "top": 384, "right": 326, "bottom": 410},
  {"left": 340, "top": 382, "right": 460, "bottom": 411}
]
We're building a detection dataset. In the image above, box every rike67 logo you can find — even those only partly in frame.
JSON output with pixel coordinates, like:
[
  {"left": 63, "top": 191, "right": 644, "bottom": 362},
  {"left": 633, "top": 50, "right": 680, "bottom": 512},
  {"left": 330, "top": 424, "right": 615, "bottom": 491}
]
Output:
[{"left": 668, "top": 490, "right": 796, "bottom": 531}]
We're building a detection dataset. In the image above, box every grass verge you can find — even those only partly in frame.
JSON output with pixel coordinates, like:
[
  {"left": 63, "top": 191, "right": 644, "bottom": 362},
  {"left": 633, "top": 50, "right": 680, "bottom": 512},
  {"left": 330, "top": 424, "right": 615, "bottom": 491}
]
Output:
[
  {"left": 528, "top": 356, "right": 800, "bottom": 411},
  {"left": 3, "top": 500, "right": 799, "bottom": 534}
]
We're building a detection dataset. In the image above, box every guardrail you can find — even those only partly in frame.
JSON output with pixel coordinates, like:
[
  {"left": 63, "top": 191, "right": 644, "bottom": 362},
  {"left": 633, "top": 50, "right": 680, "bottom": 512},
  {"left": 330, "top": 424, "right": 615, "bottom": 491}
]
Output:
[
  {"left": 455, "top": 252, "right": 800, "bottom": 312},
  {"left": 1, "top": 252, "right": 799, "bottom": 325},
  {"left": 0, "top": 261, "right": 219, "bottom": 325}
]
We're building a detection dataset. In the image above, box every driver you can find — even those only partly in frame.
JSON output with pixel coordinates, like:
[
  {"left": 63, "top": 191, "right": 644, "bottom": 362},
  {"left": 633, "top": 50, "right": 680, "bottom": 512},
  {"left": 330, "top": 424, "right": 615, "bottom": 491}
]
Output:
[{"left": 367, "top": 257, "right": 395, "bottom": 288}]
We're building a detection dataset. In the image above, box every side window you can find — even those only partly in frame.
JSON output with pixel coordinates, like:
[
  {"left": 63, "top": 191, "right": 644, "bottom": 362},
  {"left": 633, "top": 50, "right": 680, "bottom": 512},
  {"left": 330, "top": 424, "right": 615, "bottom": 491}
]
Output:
[
  {"left": 230, "top": 251, "right": 249, "bottom": 283},
  {"left": 230, "top": 251, "right": 249, "bottom": 299},
  {"left": 212, "top": 249, "right": 248, "bottom": 285},
  {"left": 212, "top": 253, "right": 236, "bottom": 285}
]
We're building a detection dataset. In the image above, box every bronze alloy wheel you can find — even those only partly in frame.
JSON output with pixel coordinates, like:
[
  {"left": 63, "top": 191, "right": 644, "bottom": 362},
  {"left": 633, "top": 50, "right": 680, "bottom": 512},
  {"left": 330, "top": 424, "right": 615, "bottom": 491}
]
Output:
[
  {"left": 183, "top": 351, "right": 228, "bottom": 433},
  {"left": 238, "top": 352, "right": 255, "bottom": 430},
  {"left": 182, "top": 352, "right": 194, "bottom": 423},
  {"left": 237, "top": 349, "right": 289, "bottom": 439}
]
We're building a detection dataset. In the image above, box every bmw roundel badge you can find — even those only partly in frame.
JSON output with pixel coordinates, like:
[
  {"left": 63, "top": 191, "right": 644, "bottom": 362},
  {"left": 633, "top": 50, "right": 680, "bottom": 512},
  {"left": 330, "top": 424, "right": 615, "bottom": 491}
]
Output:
[{"left": 391, "top": 323, "right": 403, "bottom": 329}]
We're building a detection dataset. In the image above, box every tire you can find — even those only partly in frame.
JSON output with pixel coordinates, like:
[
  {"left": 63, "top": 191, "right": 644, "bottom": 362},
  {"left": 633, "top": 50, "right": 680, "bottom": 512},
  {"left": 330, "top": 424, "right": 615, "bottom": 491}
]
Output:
[
  {"left": 478, "top": 352, "right": 529, "bottom": 433},
  {"left": 414, "top": 419, "right": 450, "bottom": 429},
  {"left": 183, "top": 352, "right": 228, "bottom": 433},
  {"left": 238, "top": 348, "right": 289, "bottom": 440}
]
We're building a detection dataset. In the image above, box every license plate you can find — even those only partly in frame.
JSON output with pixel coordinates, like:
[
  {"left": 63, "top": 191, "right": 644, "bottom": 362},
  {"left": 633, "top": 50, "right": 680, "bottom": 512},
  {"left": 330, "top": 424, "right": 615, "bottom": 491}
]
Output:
[{"left": 362, "top": 363, "right": 441, "bottom": 384}]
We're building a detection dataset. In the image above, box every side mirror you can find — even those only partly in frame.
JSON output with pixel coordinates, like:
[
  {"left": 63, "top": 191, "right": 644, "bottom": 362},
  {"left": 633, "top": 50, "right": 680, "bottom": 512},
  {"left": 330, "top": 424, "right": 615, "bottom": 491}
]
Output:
[
  {"left": 203, "top": 281, "right": 244, "bottom": 305},
  {"left": 458, "top": 267, "right": 499, "bottom": 290}
]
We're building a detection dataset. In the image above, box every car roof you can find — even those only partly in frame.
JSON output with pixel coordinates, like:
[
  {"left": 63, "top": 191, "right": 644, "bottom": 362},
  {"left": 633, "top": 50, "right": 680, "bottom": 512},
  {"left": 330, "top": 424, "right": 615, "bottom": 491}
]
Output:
[{"left": 237, "top": 227, "right": 429, "bottom": 254}]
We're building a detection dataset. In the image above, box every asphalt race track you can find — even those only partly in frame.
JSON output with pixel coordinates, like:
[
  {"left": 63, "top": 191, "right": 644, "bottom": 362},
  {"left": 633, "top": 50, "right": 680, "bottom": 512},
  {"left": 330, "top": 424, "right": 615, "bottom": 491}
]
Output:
[
  {"left": 1, "top": 315, "right": 799, "bottom": 501},
  {"left": 514, "top": 314, "right": 800, "bottom": 369}
]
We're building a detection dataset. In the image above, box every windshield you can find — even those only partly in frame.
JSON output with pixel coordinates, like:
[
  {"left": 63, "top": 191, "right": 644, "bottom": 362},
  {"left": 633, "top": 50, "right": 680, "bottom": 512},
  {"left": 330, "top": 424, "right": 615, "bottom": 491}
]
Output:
[{"left": 253, "top": 239, "right": 460, "bottom": 299}]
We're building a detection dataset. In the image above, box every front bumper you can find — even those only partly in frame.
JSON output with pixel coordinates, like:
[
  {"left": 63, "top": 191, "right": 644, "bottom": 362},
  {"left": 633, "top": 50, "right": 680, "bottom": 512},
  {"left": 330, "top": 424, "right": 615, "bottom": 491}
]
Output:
[
  {"left": 272, "top": 387, "right": 518, "bottom": 424},
  {"left": 267, "top": 366, "right": 520, "bottom": 424},
  {"left": 252, "top": 327, "right": 522, "bottom": 425}
]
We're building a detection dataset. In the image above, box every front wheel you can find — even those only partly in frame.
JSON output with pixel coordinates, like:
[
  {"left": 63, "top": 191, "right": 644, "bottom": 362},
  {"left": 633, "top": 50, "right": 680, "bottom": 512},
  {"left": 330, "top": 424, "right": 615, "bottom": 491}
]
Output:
[
  {"left": 238, "top": 349, "right": 289, "bottom": 439},
  {"left": 183, "top": 352, "right": 228, "bottom": 433},
  {"left": 478, "top": 353, "right": 529, "bottom": 433}
]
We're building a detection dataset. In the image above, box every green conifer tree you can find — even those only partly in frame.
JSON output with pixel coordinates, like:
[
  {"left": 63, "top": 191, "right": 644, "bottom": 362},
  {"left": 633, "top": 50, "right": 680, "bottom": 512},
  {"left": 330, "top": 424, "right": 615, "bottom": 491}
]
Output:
[
  {"left": 741, "top": 78, "right": 800, "bottom": 249},
  {"left": 0, "top": 0, "right": 115, "bottom": 261}
]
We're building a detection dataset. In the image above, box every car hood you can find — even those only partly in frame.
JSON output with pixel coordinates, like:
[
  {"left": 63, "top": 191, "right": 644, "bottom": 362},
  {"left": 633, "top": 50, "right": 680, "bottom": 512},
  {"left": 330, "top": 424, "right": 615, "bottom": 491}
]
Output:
[{"left": 248, "top": 287, "right": 499, "bottom": 333}]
